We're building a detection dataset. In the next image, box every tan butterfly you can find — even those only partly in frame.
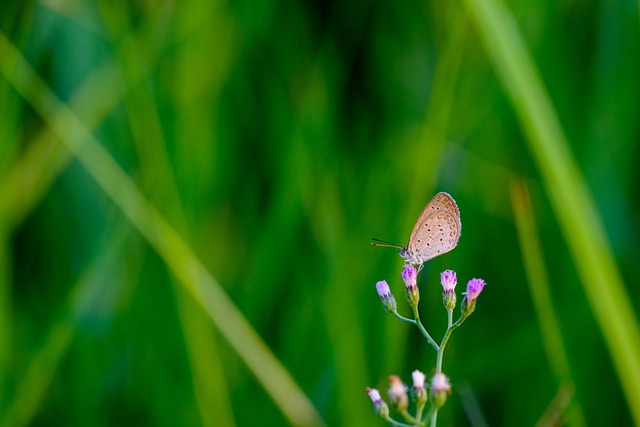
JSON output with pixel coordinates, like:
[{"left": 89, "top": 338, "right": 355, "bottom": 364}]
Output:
[{"left": 372, "top": 192, "right": 462, "bottom": 266}]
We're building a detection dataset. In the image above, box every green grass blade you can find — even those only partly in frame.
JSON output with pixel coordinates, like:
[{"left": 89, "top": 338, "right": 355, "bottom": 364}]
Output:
[
  {"left": 0, "top": 32, "right": 325, "bottom": 427},
  {"left": 0, "top": 225, "right": 131, "bottom": 427},
  {"left": 464, "top": 0, "right": 640, "bottom": 423},
  {"left": 0, "top": 316, "right": 75, "bottom": 427},
  {"left": 115, "top": 21, "right": 236, "bottom": 424},
  {"left": 510, "top": 179, "right": 585, "bottom": 427}
]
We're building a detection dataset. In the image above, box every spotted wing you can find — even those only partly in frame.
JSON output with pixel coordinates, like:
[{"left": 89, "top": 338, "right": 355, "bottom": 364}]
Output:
[{"left": 407, "top": 192, "right": 461, "bottom": 262}]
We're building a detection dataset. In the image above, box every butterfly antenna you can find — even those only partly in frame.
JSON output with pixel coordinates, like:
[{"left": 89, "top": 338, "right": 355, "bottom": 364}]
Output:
[{"left": 371, "top": 237, "right": 403, "bottom": 249}]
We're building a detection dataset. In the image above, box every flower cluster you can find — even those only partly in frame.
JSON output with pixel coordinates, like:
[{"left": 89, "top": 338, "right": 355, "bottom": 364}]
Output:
[
  {"left": 366, "top": 370, "right": 451, "bottom": 422},
  {"left": 367, "top": 264, "right": 486, "bottom": 426},
  {"left": 375, "top": 264, "right": 485, "bottom": 319}
]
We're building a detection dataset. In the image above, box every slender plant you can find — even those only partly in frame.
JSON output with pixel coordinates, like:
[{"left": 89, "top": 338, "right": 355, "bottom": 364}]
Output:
[{"left": 366, "top": 265, "right": 486, "bottom": 426}]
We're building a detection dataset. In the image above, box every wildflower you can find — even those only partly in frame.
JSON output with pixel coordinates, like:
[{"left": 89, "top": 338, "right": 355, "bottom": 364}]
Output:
[
  {"left": 376, "top": 280, "right": 397, "bottom": 313},
  {"left": 440, "top": 270, "right": 457, "bottom": 310},
  {"left": 430, "top": 372, "right": 451, "bottom": 409},
  {"left": 402, "top": 264, "right": 419, "bottom": 308},
  {"left": 461, "top": 278, "right": 486, "bottom": 317},
  {"left": 366, "top": 388, "right": 389, "bottom": 418},
  {"left": 464, "top": 278, "right": 486, "bottom": 301},
  {"left": 387, "top": 375, "right": 408, "bottom": 412},
  {"left": 411, "top": 370, "right": 427, "bottom": 406}
]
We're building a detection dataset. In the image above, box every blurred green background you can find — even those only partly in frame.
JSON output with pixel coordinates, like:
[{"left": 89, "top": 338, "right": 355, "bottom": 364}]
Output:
[{"left": 1, "top": 0, "right": 639, "bottom": 426}]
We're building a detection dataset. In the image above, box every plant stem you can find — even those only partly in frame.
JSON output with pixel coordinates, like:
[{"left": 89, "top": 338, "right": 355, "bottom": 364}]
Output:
[
  {"left": 414, "top": 404, "right": 425, "bottom": 426},
  {"left": 392, "top": 311, "right": 417, "bottom": 324},
  {"left": 422, "top": 405, "right": 435, "bottom": 426},
  {"left": 436, "top": 311, "right": 467, "bottom": 371},
  {"left": 398, "top": 409, "right": 417, "bottom": 425},
  {"left": 383, "top": 416, "right": 415, "bottom": 427},
  {"left": 412, "top": 306, "right": 439, "bottom": 351}
]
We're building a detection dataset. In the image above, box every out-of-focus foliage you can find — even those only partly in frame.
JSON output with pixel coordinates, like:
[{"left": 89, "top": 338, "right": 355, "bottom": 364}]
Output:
[{"left": 0, "top": 0, "right": 639, "bottom": 426}]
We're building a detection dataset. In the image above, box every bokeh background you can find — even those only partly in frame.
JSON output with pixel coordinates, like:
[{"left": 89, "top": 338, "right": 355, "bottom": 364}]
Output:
[{"left": 1, "top": 0, "right": 639, "bottom": 426}]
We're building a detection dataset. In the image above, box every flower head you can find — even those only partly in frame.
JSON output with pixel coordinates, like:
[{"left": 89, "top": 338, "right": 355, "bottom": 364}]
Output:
[
  {"left": 461, "top": 278, "right": 486, "bottom": 317},
  {"left": 387, "top": 375, "right": 408, "bottom": 411},
  {"left": 441, "top": 270, "right": 457, "bottom": 310},
  {"left": 430, "top": 372, "right": 451, "bottom": 393},
  {"left": 411, "top": 370, "right": 427, "bottom": 405},
  {"left": 464, "top": 278, "right": 486, "bottom": 302},
  {"left": 366, "top": 387, "right": 389, "bottom": 418},
  {"left": 401, "top": 264, "right": 418, "bottom": 290},
  {"left": 412, "top": 370, "right": 426, "bottom": 389},
  {"left": 430, "top": 372, "right": 451, "bottom": 409},
  {"left": 376, "top": 280, "right": 391, "bottom": 298},
  {"left": 402, "top": 264, "right": 419, "bottom": 307},
  {"left": 366, "top": 387, "right": 382, "bottom": 403},
  {"left": 440, "top": 270, "right": 457, "bottom": 293},
  {"left": 375, "top": 280, "right": 397, "bottom": 313}
]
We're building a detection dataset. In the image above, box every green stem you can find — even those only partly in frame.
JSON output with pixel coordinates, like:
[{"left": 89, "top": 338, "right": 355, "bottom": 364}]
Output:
[
  {"left": 412, "top": 306, "right": 439, "bottom": 351},
  {"left": 392, "top": 311, "right": 417, "bottom": 324},
  {"left": 436, "top": 313, "right": 465, "bottom": 371},
  {"left": 430, "top": 309, "right": 466, "bottom": 426},
  {"left": 422, "top": 405, "right": 435, "bottom": 426},
  {"left": 415, "top": 403, "right": 425, "bottom": 425},
  {"left": 398, "top": 409, "right": 417, "bottom": 425},
  {"left": 383, "top": 416, "right": 415, "bottom": 427},
  {"left": 430, "top": 410, "right": 438, "bottom": 427},
  {"left": 392, "top": 309, "right": 439, "bottom": 351}
]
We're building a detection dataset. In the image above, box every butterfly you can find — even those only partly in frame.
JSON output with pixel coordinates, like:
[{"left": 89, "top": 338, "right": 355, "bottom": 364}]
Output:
[{"left": 372, "top": 192, "right": 462, "bottom": 267}]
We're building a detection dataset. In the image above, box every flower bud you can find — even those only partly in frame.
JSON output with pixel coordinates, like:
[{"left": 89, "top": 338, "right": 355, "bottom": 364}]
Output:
[
  {"left": 429, "top": 372, "right": 451, "bottom": 409},
  {"left": 402, "top": 264, "right": 419, "bottom": 308},
  {"left": 387, "top": 375, "right": 408, "bottom": 412},
  {"left": 375, "top": 280, "right": 397, "bottom": 313},
  {"left": 411, "top": 370, "right": 427, "bottom": 406},
  {"left": 440, "top": 270, "right": 457, "bottom": 310},
  {"left": 366, "top": 388, "right": 389, "bottom": 418},
  {"left": 461, "top": 278, "right": 486, "bottom": 317}
]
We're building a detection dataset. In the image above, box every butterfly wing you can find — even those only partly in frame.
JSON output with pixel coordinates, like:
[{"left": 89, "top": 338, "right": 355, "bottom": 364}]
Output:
[{"left": 407, "top": 192, "right": 461, "bottom": 262}]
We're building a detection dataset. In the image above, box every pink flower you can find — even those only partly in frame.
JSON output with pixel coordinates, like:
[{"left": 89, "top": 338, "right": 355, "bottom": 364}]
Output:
[
  {"left": 402, "top": 264, "right": 420, "bottom": 307},
  {"left": 463, "top": 278, "right": 486, "bottom": 302},
  {"left": 430, "top": 372, "right": 451, "bottom": 409},
  {"left": 375, "top": 280, "right": 397, "bottom": 312},
  {"left": 440, "top": 270, "right": 457, "bottom": 293},
  {"left": 412, "top": 370, "right": 426, "bottom": 389},
  {"left": 376, "top": 280, "right": 392, "bottom": 299},
  {"left": 387, "top": 375, "right": 408, "bottom": 411},
  {"left": 401, "top": 264, "right": 417, "bottom": 291},
  {"left": 430, "top": 372, "right": 451, "bottom": 394},
  {"left": 411, "top": 370, "right": 427, "bottom": 404},
  {"left": 365, "top": 388, "right": 389, "bottom": 418},
  {"left": 366, "top": 387, "right": 383, "bottom": 403}
]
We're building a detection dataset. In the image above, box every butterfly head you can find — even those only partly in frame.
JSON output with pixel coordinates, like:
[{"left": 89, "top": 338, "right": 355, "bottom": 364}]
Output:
[
  {"left": 399, "top": 247, "right": 410, "bottom": 260},
  {"left": 399, "top": 247, "right": 424, "bottom": 266}
]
